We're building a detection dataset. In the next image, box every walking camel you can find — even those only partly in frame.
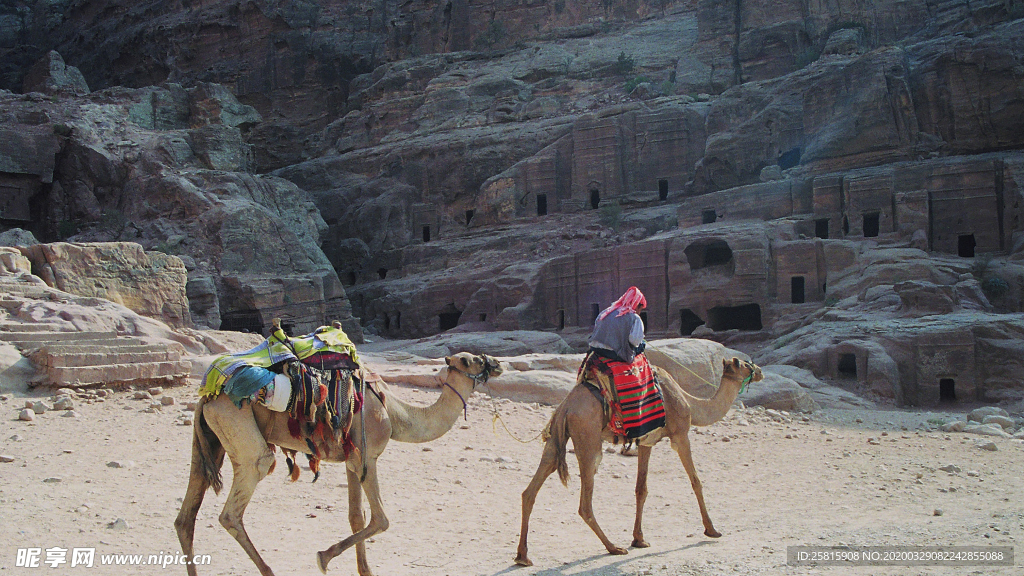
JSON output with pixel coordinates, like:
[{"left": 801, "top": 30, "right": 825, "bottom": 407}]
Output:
[
  {"left": 174, "top": 351, "right": 503, "bottom": 576},
  {"left": 514, "top": 356, "right": 762, "bottom": 566}
]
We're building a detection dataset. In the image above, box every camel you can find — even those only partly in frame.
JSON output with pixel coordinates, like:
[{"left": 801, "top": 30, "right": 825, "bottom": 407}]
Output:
[
  {"left": 174, "top": 351, "right": 503, "bottom": 576},
  {"left": 514, "top": 356, "right": 762, "bottom": 566}
]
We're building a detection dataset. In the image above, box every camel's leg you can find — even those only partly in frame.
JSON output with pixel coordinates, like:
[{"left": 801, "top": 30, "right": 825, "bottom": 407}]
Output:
[
  {"left": 574, "top": 434, "right": 627, "bottom": 556},
  {"left": 174, "top": 453, "right": 218, "bottom": 576},
  {"left": 317, "top": 459, "right": 389, "bottom": 573},
  {"left": 205, "top": 402, "right": 278, "bottom": 576},
  {"left": 514, "top": 439, "right": 561, "bottom": 566},
  {"left": 671, "top": 432, "right": 720, "bottom": 538},
  {"left": 631, "top": 444, "right": 652, "bottom": 548},
  {"left": 344, "top": 465, "right": 373, "bottom": 576}
]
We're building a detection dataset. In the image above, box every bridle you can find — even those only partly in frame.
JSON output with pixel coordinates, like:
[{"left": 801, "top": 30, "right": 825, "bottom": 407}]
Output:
[{"left": 444, "top": 359, "right": 496, "bottom": 420}]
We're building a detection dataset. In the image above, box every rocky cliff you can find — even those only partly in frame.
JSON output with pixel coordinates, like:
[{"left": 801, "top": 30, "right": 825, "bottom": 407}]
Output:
[{"left": 2, "top": 0, "right": 1024, "bottom": 406}]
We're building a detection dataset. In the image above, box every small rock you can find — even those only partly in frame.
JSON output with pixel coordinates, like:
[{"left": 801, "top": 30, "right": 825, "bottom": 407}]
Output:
[
  {"left": 967, "top": 470, "right": 980, "bottom": 477},
  {"left": 941, "top": 421, "right": 966, "bottom": 433},
  {"left": 8, "top": 434, "right": 22, "bottom": 441},
  {"left": 0, "top": 455, "right": 14, "bottom": 463},
  {"left": 18, "top": 408, "right": 35, "bottom": 421},
  {"left": 149, "top": 401, "right": 163, "bottom": 410},
  {"left": 975, "top": 441, "right": 998, "bottom": 452},
  {"left": 52, "top": 397, "right": 74, "bottom": 411},
  {"left": 94, "top": 389, "right": 109, "bottom": 398},
  {"left": 30, "top": 401, "right": 50, "bottom": 414},
  {"left": 938, "top": 464, "right": 961, "bottom": 473},
  {"left": 43, "top": 477, "right": 62, "bottom": 483},
  {"left": 0, "top": 394, "right": 10, "bottom": 401},
  {"left": 963, "top": 423, "right": 1010, "bottom": 438},
  {"left": 933, "top": 509, "right": 943, "bottom": 516},
  {"left": 61, "top": 410, "right": 78, "bottom": 418},
  {"left": 161, "top": 396, "right": 175, "bottom": 406},
  {"left": 179, "top": 416, "right": 193, "bottom": 426},
  {"left": 422, "top": 447, "right": 433, "bottom": 452},
  {"left": 867, "top": 437, "right": 880, "bottom": 445},
  {"left": 133, "top": 391, "right": 152, "bottom": 400},
  {"left": 968, "top": 407, "right": 1009, "bottom": 422},
  {"left": 107, "top": 518, "right": 129, "bottom": 531},
  {"left": 185, "top": 401, "right": 197, "bottom": 411},
  {"left": 982, "top": 415, "right": 1014, "bottom": 430},
  {"left": 148, "top": 387, "right": 164, "bottom": 396},
  {"left": 107, "top": 460, "right": 135, "bottom": 469}
]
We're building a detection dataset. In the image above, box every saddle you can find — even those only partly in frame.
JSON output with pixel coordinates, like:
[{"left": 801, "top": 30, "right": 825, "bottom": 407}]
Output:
[{"left": 578, "top": 351, "right": 666, "bottom": 441}]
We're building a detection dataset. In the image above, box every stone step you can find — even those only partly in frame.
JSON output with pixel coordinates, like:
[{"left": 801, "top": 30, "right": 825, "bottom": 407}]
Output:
[
  {"left": 33, "top": 348, "right": 185, "bottom": 369},
  {"left": 35, "top": 343, "right": 185, "bottom": 357},
  {"left": 0, "top": 331, "right": 144, "bottom": 347},
  {"left": 40, "top": 360, "right": 194, "bottom": 388},
  {"left": 0, "top": 322, "right": 77, "bottom": 333}
]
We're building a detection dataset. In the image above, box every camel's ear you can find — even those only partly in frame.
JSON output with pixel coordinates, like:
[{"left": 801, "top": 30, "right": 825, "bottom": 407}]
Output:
[
  {"left": 445, "top": 356, "right": 452, "bottom": 366},
  {"left": 732, "top": 357, "right": 741, "bottom": 369}
]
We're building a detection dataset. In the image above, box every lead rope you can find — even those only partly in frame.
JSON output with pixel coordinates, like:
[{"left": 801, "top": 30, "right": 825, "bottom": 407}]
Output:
[{"left": 490, "top": 401, "right": 544, "bottom": 444}]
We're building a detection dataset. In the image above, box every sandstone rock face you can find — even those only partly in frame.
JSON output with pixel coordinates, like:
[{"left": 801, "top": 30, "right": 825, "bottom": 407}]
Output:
[
  {"left": 22, "top": 51, "right": 89, "bottom": 96},
  {"left": 18, "top": 242, "right": 191, "bottom": 329}
]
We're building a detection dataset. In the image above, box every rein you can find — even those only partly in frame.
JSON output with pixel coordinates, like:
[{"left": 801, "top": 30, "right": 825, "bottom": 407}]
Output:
[{"left": 444, "top": 363, "right": 493, "bottom": 421}]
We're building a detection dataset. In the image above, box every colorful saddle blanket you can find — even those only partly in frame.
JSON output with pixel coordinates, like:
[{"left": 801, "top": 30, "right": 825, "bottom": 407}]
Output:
[
  {"left": 579, "top": 351, "right": 666, "bottom": 439},
  {"left": 201, "top": 324, "right": 365, "bottom": 461}
]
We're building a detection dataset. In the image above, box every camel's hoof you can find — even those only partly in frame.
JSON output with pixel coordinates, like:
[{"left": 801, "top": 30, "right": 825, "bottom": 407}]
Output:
[
  {"left": 631, "top": 539, "right": 650, "bottom": 548},
  {"left": 608, "top": 547, "right": 629, "bottom": 556},
  {"left": 705, "top": 528, "right": 722, "bottom": 538},
  {"left": 316, "top": 550, "right": 330, "bottom": 574},
  {"left": 514, "top": 555, "right": 533, "bottom": 567}
]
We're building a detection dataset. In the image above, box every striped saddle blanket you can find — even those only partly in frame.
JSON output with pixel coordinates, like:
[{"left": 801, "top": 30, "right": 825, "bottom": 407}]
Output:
[{"left": 580, "top": 351, "right": 666, "bottom": 439}]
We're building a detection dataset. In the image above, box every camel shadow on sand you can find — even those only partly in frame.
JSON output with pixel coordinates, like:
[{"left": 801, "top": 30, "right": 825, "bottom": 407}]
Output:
[{"left": 491, "top": 540, "right": 718, "bottom": 576}]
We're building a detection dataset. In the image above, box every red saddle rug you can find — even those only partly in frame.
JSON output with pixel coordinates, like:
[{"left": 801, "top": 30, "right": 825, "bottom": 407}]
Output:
[{"left": 581, "top": 352, "right": 666, "bottom": 439}]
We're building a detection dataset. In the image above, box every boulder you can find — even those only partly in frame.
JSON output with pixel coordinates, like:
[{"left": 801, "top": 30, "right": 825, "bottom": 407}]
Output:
[
  {"left": 22, "top": 51, "right": 89, "bottom": 96},
  {"left": 646, "top": 338, "right": 748, "bottom": 397},
  {"left": 486, "top": 370, "right": 577, "bottom": 405},
  {"left": 19, "top": 242, "right": 191, "bottom": 328},
  {"left": 737, "top": 372, "right": 818, "bottom": 412},
  {"left": 0, "top": 247, "right": 31, "bottom": 275},
  {"left": 0, "top": 229, "right": 40, "bottom": 247},
  {"left": 969, "top": 406, "right": 1010, "bottom": 422}
]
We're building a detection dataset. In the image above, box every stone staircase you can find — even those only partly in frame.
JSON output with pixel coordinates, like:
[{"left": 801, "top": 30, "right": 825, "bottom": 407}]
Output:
[{"left": 0, "top": 321, "right": 192, "bottom": 390}]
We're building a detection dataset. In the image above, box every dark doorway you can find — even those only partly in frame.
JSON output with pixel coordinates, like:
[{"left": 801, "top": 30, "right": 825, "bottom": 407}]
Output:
[
  {"left": 684, "top": 239, "right": 733, "bottom": 270},
  {"left": 383, "top": 314, "right": 391, "bottom": 331},
  {"left": 778, "top": 147, "right": 801, "bottom": 170},
  {"left": 439, "top": 310, "right": 462, "bottom": 331},
  {"left": 537, "top": 194, "right": 548, "bottom": 216},
  {"left": 791, "top": 276, "right": 806, "bottom": 304},
  {"left": 589, "top": 189, "right": 601, "bottom": 209},
  {"left": 280, "top": 321, "right": 295, "bottom": 336},
  {"left": 843, "top": 216, "right": 850, "bottom": 235},
  {"left": 939, "top": 378, "right": 956, "bottom": 402},
  {"left": 679, "top": 309, "right": 705, "bottom": 336},
  {"left": 422, "top": 225, "right": 431, "bottom": 242},
  {"left": 837, "top": 353, "right": 857, "bottom": 378},
  {"left": 478, "top": 313, "right": 487, "bottom": 322},
  {"left": 707, "top": 304, "right": 762, "bottom": 331},
  {"left": 346, "top": 271, "right": 357, "bottom": 285},
  {"left": 638, "top": 311, "right": 648, "bottom": 333},
  {"left": 557, "top": 309, "right": 565, "bottom": 330},
  {"left": 658, "top": 180, "right": 668, "bottom": 201},
  {"left": 377, "top": 268, "right": 388, "bottom": 280},
  {"left": 958, "top": 234, "right": 976, "bottom": 257},
  {"left": 815, "top": 218, "right": 829, "bottom": 239},
  {"left": 465, "top": 210, "right": 474, "bottom": 225},
  {"left": 394, "top": 311, "right": 401, "bottom": 330},
  {"left": 702, "top": 209, "right": 717, "bottom": 224},
  {"left": 590, "top": 303, "right": 600, "bottom": 325},
  {"left": 863, "top": 212, "right": 880, "bottom": 237},
  {"left": 221, "top": 310, "right": 263, "bottom": 334}
]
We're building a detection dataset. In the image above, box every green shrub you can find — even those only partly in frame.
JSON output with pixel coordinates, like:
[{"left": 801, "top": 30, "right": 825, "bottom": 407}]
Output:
[
  {"left": 982, "top": 276, "right": 1010, "bottom": 299},
  {"left": 615, "top": 51, "right": 635, "bottom": 75},
  {"left": 598, "top": 202, "right": 623, "bottom": 230},
  {"left": 624, "top": 75, "right": 650, "bottom": 94}
]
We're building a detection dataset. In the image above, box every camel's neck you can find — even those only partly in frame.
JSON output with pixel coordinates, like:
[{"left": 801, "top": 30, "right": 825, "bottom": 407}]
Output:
[
  {"left": 682, "top": 374, "right": 744, "bottom": 427},
  {"left": 387, "top": 376, "right": 474, "bottom": 443}
]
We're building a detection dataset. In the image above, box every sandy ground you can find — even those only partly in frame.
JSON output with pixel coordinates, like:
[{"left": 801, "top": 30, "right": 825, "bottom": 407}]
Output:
[{"left": 1, "top": 360, "right": 1021, "bottom": 576}]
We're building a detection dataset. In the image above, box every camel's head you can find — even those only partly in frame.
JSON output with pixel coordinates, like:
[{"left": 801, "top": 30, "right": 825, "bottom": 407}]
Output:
[
  {"left": 445, "top": 352, "right": 504, "bottom": 387},
  {"left": 723, "top": 357, "right": 763, "bottom": 390}
]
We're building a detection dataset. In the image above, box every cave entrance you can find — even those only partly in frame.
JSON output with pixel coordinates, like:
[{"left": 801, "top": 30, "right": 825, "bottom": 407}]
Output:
[
  {"left": 220, "top": 309, "right": 264, "bottom": 335},
  {"left": 679, "top": 309, "right": 705, "bottom": 336},
  {"left": 557, "top": 309, "right": 565, "bottom": 330},
  {"left": 537, "top": 194, "right": 548, "bottom": 216},
  {"left": 589, "top": 189, "right": 601, "bottom": 209},
  {"left": 438, "top": 305, "right": 462, "bottom": 331},
  {"left": 837, "top": 353, "right": 857, "bottom": 379},
  {"left": 658, "top": 179, "right": 668, "bottom": 201},
  {"left": 590, "top": 303, "right": 600, "bottom": 325},
  {"left": 815, "top": 218, "right": 829, "bottom": 239},
  {"left": 465, "top": 210, "right": 474, "bottom": 225},
  {"left": 707, "top": 304, "right": 762, "bottom": 331},
  {"left": 702, "top": 209, "right": 717, "bottom": 224},
  {"left": 958, "top": 234, "right": 976, "bottom": 257},
  {"left": 684, "top": 239, "right": 733, "bottom": 270},
  {"left": 422, "top": 225, "right": 431, "bottom": 242},
  {"left": 791, "top": 276, "right": 805, "bottom": 304},
  {"left": 939, "top": 378, "right": 956, "bottom": 402},
  {"left": 346, "top": 271, "right": 357, "bottom": 285},
  {"left": 377, "top": 268, "right": 388, "bottom": 280},
  {"left": 863, "top": 212, "right": 879, "bottom": 237}
]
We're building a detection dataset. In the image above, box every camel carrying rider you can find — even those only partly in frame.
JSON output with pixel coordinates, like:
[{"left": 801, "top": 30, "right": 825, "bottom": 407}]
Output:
[{"left": 582, "top": 286, "right": 665, "bottom": 451}]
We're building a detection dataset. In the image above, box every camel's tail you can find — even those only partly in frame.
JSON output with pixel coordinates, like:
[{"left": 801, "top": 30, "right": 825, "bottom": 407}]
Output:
[
  {"left": 544, "top": 404, "right": 571, "bottom": 487},
  {"left": 193, "top": 397, "right": 225, "bottom": 494}
]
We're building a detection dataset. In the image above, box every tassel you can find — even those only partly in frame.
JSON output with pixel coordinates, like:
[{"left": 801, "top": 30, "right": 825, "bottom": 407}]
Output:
[
  {"left": 287, "top": 418, "right": 301, "bottom": 439},
  {"left": 331, "top": 414, "right": 341, "bottom": 431},
  {"left": 306, "top": 438, "right": 320, "bottom": 459}
]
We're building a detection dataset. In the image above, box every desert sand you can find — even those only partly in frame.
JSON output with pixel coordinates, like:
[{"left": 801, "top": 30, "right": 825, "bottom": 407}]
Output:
[{"left": 1, "top": 352, "right": 1021, "bottom": 576}]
